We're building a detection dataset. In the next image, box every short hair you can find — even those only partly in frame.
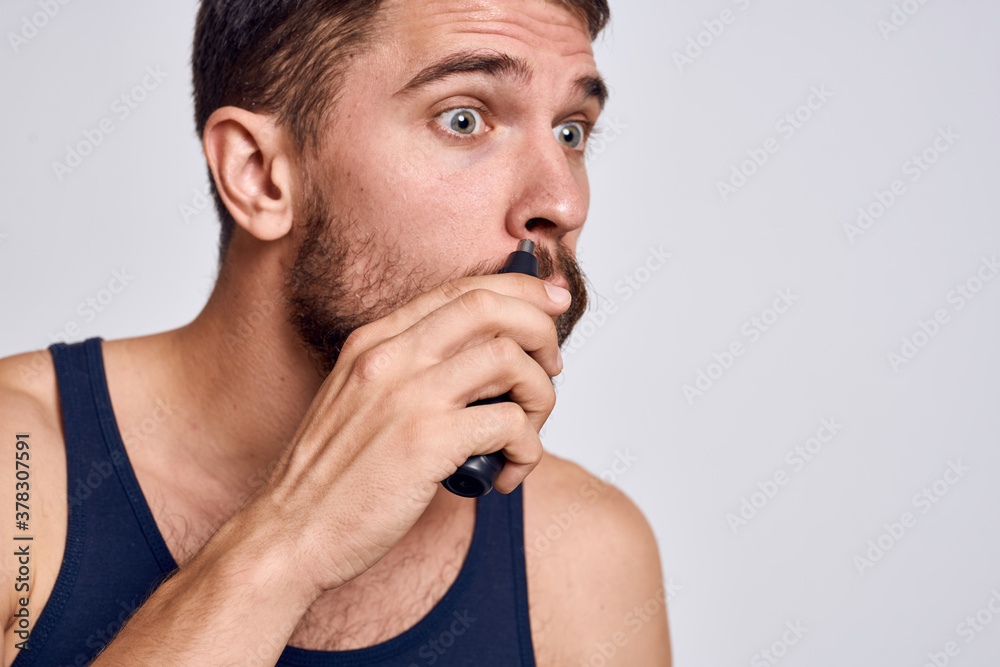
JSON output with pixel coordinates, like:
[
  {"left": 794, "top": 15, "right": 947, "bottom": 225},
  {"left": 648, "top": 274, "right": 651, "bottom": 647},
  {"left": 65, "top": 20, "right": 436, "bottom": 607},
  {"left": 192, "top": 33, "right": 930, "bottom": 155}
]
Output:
[{"left": 192, "top": 0, "right": 610, "bottom": 264}]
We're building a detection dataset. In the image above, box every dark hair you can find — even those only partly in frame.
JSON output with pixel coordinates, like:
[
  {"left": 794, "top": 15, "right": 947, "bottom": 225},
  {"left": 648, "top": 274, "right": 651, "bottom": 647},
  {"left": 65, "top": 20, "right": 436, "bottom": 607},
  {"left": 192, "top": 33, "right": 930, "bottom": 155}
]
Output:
[{"left": 192, "top": 0, "right": 610, "bottom": 264}]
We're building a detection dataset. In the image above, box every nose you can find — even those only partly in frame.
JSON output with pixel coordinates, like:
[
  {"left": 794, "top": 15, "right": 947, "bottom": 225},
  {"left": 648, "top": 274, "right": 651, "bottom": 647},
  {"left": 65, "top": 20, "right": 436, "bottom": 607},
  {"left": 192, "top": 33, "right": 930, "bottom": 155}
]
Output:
[{"left": 504, "top": 125, "right": 589, "bottom": 248}]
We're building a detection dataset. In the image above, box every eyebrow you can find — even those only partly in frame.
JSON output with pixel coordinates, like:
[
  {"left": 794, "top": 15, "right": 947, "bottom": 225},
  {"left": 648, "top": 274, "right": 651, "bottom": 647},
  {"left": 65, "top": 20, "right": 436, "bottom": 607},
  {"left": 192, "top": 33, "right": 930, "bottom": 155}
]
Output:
[
  {"left": 574, "top": 73, "right": 608, "bottom": 111},
  {"left": 395, "top": 49, "right": 608, "bottom": 111}
]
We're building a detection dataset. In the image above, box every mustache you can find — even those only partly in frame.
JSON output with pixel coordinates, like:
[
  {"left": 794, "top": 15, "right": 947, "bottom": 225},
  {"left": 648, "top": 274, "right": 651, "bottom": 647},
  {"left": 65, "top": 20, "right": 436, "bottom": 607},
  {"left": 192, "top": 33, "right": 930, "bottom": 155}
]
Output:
[
  {"left": 462, "top": 241, "right": 590, "bottom": 350},
  {"left": 464, "top": 241, "right": 576, "bottom": 285}
]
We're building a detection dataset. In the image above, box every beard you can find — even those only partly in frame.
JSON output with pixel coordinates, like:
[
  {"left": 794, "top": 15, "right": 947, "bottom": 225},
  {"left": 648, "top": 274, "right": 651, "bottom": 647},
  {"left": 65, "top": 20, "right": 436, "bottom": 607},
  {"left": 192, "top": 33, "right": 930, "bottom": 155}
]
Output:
[{"left": 283, "top": 179, "right": 590, "bottom": 378}]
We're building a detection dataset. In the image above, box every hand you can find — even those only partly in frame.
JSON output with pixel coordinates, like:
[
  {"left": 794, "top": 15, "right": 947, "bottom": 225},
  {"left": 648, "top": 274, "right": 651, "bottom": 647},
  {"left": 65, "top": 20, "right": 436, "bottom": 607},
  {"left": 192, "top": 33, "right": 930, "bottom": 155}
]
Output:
[{"left": 247, "top": 272, "right": 572, "bottom": 597}]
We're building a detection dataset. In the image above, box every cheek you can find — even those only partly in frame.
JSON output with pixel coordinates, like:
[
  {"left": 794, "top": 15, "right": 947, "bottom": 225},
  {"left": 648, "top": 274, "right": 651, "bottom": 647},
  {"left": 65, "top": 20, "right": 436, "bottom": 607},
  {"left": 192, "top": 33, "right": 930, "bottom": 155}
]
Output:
[
  {"left": 365, "top": 136, "right": 509, "bottom": 244},
  {"left": 317, "top": 105, "right": 517, "bottom": 281}
]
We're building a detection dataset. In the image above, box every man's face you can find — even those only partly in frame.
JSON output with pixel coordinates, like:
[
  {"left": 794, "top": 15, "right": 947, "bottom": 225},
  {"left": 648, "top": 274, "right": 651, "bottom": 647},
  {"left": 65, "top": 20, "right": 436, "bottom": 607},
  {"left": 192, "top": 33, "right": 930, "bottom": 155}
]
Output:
[{"left": 284, "top": 0, "right": 602, "bottom": 375}]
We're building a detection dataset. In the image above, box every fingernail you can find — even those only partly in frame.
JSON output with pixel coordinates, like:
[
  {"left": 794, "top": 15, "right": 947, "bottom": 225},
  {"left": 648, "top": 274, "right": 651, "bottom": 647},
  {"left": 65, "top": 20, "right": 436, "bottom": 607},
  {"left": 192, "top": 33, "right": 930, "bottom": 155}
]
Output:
[
  {"left": 556, "top": 347, "right": 564, "bottom": 373},
  {"left": 544, "top": 282, "right": 571, "bottom": 305}
]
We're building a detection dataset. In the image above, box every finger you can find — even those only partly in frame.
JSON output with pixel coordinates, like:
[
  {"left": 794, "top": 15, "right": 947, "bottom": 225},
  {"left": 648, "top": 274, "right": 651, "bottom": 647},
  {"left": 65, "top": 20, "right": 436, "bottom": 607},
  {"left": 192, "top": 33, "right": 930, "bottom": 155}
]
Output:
[
  {"left": 316, "top": 274, "right": 569, "bottom": 406},
  {"left": 419, "top": 336, "right": 557, "bottom": 432},
  {"left": 445, "top": 400, "right": 543, "bottom": 493},
  {"left": 357, "top": 273, "right": 572, "bottom": 346},
  {"left": 400, "top": 288, "right": 563, "bottom": 379}
]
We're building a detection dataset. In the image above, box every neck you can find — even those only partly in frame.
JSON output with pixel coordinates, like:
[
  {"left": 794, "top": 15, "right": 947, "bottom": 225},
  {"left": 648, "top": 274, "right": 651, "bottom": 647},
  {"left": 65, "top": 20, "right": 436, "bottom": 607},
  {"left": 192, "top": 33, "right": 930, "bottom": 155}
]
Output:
[
  {"left": 120, "top": 235, "right": 464, "bottom": 525},
  {"left": 145, "top": 238, "right": 326, "bottom": 496}
]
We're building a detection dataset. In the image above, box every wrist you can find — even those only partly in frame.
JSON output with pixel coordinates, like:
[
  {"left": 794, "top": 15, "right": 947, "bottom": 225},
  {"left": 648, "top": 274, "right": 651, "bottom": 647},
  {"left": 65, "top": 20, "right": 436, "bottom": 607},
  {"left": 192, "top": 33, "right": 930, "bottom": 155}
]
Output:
[{"left": 200, "top": 492, "right": 324, "bottom": 613}]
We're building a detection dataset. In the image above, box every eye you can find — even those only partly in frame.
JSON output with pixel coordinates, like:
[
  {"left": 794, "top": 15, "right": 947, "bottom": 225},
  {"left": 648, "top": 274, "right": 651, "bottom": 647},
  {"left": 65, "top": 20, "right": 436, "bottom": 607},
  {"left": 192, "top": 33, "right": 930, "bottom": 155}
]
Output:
[
  {"left": 436, "top": 107, "right": 487, "bottom": 136},
  {"left": 554, "top": 121, "right": 587, "bottom": 149}
]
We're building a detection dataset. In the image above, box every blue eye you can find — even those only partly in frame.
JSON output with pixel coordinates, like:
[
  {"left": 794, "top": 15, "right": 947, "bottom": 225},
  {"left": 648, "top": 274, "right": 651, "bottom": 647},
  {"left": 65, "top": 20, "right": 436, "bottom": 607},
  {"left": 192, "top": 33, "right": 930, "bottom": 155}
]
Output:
[
  {"left": 554, "top": 122, "right": 586, "bottom": 149},
  {"left": 437, "top": 107, "right": 486, "bottom": 135}
]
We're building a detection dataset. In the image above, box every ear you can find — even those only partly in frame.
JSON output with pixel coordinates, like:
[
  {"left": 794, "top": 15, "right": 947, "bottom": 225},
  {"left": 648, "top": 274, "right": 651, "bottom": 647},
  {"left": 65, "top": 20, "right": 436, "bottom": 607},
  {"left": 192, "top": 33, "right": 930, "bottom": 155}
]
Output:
[{"left": 202, "top": 107, "right": 295, "bottom": 242}]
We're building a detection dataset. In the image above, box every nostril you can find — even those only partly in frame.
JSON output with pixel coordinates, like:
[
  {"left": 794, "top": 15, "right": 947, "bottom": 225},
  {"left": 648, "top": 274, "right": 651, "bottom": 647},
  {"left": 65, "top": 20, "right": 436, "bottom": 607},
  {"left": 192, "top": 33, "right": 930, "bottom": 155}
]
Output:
[{"left": 524, "top": 217, "right": 554, "bottom": 232}]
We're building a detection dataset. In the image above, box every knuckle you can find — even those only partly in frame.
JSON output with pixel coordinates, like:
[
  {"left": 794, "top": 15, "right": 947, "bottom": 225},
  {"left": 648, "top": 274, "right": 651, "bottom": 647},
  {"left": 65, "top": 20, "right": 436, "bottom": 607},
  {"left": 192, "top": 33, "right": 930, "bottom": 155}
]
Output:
[
  {"left": 543, "top": 315, "right": 559, "bottom": 344},
  {"left": 516, "top": 404, "right": 533, "bottom": 430},
  {"left": 540, "top": 378, "right": 557, "bottom": 410},
  {"left": 458, "top": 288, "right": 496, "bottom": 315},
  {"left": 523, "top": 436, "right": 543, "bottom": 465},
  {"left": 487, "top": 336, "right": 521, "bottom": 367},
  {"left": 351, "top": 340, "right": 397, "bottom": 382},
  {"left": 340, "top": 327, "right": 370, "bottom": 360},
  {"left": 497, "top": 400, "right": 527, "bottom": 429}
]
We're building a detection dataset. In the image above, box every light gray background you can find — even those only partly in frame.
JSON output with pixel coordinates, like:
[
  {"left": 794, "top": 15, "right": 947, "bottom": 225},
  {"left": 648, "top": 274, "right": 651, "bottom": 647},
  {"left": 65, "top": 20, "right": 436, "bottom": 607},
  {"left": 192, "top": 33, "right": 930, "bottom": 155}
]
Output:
[{"left": 2, "top": 1, "right": 999, "bottom": 665}]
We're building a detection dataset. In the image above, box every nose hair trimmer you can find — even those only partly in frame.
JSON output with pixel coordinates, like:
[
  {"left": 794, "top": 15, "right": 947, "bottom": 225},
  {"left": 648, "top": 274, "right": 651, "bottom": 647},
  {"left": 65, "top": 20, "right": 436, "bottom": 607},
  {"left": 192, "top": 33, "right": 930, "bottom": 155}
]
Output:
[{"left": 442, "top": 239, "right": 539, "bottom": 498}]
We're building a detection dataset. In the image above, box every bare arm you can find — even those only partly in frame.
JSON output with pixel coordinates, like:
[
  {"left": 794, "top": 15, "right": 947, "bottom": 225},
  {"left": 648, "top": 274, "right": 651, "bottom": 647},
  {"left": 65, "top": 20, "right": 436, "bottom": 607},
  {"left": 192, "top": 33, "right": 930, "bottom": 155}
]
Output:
[
  {"left": 90, "top": 495, "right": 319, "bottom": 665},
  {"left": 525, "top": 456, "right": 672, "bottom": 666},
  {"left": 83, "top": 273, "right": 568, "bottom": 664}
]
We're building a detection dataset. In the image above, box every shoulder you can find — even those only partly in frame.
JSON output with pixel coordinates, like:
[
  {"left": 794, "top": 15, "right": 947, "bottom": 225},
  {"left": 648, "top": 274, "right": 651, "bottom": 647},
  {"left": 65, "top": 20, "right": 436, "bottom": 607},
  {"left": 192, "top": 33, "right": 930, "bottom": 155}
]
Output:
[
  {"left": 0, "top": 348, "right": 68, "bottom": 647},
  {"left": 0, "top": 348, "right": 65, "bottom": 467},
  {"left": 522, "top": 450, "right": 655, "bottom": 559},
  {"left": 0, "top": 348, "right": 60, "bottom": 403},
  {"left": 520, "top": 450, "right": 672, "bottom": 666},
  {"left": 0, "top": 348, "right": 64, "bottom": 447}
]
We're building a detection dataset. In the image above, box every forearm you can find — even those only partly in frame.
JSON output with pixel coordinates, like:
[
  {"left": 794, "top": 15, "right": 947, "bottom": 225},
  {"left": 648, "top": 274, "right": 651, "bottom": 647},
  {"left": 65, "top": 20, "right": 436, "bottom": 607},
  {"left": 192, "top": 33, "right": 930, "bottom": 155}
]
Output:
[{"left": 90, "top": 499, "right": 319, "bottom": 666}]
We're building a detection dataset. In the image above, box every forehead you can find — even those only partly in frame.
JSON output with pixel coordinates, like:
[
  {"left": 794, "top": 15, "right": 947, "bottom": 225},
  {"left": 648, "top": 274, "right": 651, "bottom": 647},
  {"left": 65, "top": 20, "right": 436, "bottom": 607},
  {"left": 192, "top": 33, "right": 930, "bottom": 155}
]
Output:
[{"left": 374, "top": 0, "right": 597, "bottom": 71}]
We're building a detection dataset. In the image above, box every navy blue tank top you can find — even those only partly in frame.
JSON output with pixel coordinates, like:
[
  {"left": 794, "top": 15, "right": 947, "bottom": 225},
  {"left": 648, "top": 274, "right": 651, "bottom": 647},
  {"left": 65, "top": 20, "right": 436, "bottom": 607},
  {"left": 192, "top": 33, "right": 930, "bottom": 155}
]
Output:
[{"left": 13, "top": 337, "right": 536, "bottom": 666}]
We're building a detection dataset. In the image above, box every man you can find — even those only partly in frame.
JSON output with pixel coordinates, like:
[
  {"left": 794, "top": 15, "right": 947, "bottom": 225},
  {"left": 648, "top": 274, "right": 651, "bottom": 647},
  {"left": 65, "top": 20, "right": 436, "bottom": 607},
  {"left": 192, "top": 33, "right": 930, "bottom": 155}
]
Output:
[{"left": 1, "top": 0, "right": 671, "bottom": 664}]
